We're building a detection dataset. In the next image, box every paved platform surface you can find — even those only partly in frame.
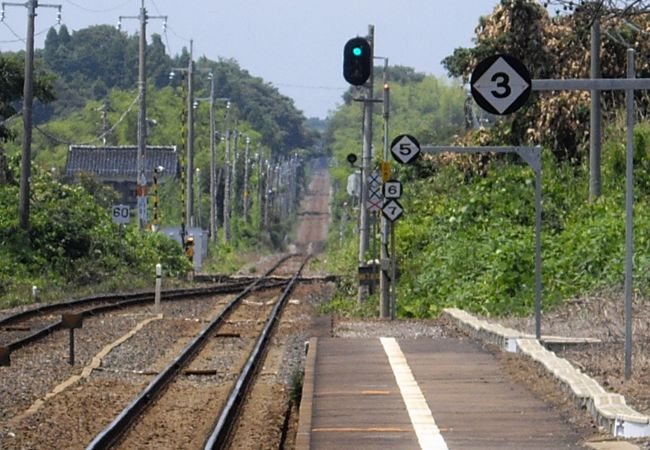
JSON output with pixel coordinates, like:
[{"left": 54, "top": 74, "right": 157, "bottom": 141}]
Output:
[{"left": 296, "top": 337, "right": 588, "bottom": 449}]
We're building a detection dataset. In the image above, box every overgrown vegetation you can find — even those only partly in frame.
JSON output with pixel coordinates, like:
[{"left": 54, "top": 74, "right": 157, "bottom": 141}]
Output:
[
  {"left": 0, "top": 158, "right": 191, "bottom": 308},
  {"left": 0, "top": 23, "right": 314, "bottom": 307},
  {"left": 323, "top": 0, "right": 650, "bottom": 318}
]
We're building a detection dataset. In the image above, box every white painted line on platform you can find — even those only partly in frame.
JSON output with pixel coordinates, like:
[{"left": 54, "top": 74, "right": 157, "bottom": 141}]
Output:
[{"left": 380, "top": 337, "right": 449, "bottom": 450}]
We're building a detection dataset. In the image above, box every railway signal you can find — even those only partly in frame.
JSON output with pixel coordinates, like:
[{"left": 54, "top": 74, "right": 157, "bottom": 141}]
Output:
[{"left": 343, "top": 37, "right": 372, "bottom": 86}]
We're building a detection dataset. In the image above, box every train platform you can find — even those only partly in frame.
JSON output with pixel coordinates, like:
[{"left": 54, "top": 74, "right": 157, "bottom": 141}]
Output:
[{"left": 295, "top": 335, "right": 591, "bottom": 450}]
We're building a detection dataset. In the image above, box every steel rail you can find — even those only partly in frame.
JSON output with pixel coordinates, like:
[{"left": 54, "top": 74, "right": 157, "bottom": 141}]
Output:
[
  {"left": 1, "top": 278, "right": 288, "bottom": 353},
  {"left": 203, "top": 256, "right": 309, "bottom": 449},
  {"left": 85, "top": 254, "right": 299, "bottom": 450},
  {"left": 0, "top": 279, "right": 254, "bottom": 328}
]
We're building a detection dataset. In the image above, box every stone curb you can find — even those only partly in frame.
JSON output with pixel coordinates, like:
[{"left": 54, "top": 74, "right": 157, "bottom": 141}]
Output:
[{"left": 443, "top": 308, "right": 650, "bottom": 439}]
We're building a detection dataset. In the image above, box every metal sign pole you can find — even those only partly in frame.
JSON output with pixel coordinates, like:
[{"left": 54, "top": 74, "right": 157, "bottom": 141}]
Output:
[
  {"left": 471, "top": 53, "right": 648, "bottom": 376},
  {"left": 529, "top": 63, "right": 642, "bottom": 378},
  {"left": 624, "top": 49, "right": 635, "bottom": 380},
  {"left": 535, "top": 164, "right": 542, "bottom": 340},
  {"left": 391, "top": 222, "right": 397, "bottom": 320}
]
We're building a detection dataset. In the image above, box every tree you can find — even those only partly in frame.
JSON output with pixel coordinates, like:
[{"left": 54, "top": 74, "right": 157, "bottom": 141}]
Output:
[
  {"left": 0, "top": 54, "right": 55, "bottom": 184},
  {"left": 443, "top": 0, "right": 650, "bottom": 166}
]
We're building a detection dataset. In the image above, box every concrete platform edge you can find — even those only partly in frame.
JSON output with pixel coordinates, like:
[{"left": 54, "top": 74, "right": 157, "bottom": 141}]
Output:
[
  {"left": 442, "top": 308, "right": 650, "bottom": 440},
  {"left": 296, "top": 337, "right": 318, "bottom": 450}
]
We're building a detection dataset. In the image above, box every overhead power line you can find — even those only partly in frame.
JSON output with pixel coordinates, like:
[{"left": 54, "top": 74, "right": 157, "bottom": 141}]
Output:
[
  {"left": 62, "top": 0, "right": 131, "bottom": 13},
  {"left": 34, "top": 93, "right": 140, "bottom": 146}
]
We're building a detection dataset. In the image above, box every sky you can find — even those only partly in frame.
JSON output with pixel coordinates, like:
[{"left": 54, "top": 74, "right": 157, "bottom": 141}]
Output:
[{"left": 0, "top": 0, "right": 503, "bottom": 119}]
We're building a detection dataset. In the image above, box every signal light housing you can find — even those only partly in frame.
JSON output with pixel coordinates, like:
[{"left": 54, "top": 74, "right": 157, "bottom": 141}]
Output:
[{"left": 343, "top": 37, "right": 372, "bottom": 86}]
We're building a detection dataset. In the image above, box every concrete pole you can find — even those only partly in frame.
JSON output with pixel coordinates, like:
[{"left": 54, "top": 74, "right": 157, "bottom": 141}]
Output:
[
  {"left": 154, "top": 263, "right": 162, "bottom": 314},
  {"left": 257, "top": 152, "right": 263, "bottom": 230},
  {"left": 231, "top": 131, "right": 239, "bottom": 219},
  {"left": 186, "top": 40, "right": 195, "bottom": 228},
  {"left": 380, "top": 69, "right": 391, "bottom": 319},
  {"left": 243, "top": 136, "right": 251, "bottom": 222},
  {"left": 590, "top": 19, "right": 602, "bottom": 200},
  {"left": 18, "top": 0, "right": 36, "bottom": 231},
  {"left": 358, "top": 24, "right": 374, "bottom": 304},
  {"left": 264, "top": 160, "right": 270, "bottom": 228},
  {"left": 209, "top": 75, "right": 217, "bottom": 241},
  {"left": 195, "top": 168, "right": 201, "bottom": 228},
  {"left": 136, "top": 0, "right": 147, "bottom": 229},
  {"left": 223, "top": 112, "right": 232, "bottom": 243}
]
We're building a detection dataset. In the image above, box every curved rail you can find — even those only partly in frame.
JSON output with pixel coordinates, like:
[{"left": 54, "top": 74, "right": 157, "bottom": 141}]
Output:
[
  {"left": 204, "top": 255, "right": 309, "bottom": 449},
  {"left": 85, "top": 254, "right": 299, "bottom": 450},
  {"left": 0, "top": 279, "right": 254, "bottom": 328},
  {"left": 1, "top": 279, "right": 288, "bottom": 354}
]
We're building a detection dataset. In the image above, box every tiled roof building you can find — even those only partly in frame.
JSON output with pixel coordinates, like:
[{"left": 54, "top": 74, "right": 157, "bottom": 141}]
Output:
[{"left": 65, "top": 145, "right": 179, "bottom": 206}]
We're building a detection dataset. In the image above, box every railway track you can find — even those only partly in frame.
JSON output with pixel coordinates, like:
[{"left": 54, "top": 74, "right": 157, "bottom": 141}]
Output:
[
  {"left": 0, "top": 278, "right": 288, "bottom": 357},
  {"left": 84, "top": 253, "right": 308, "bottom": 449}
]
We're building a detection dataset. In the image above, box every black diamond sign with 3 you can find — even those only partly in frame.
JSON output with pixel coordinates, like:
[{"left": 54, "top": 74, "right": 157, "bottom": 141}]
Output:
[{"left": 470, "top": 54, "right": 531, "bottom": 115}]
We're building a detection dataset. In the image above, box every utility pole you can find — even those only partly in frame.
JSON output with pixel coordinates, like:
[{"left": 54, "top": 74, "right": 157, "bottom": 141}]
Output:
[
  {"left": 208, "top": 74, "right": 216, "bottom": 241},
  {"left": 195, "top": 167, "right": 201, "bottom": 228},
  {"left": 590, "top": 18, "right": 602, "bottom": 200},
  {"left": 256, "top": 151, "right": 262, "bottom": 229},
  {"left": 4, "top": 0, "right": 61, "bottom": 231},
  {"left": 100, "top": 100, "right": 110, "bottom": 145},
  {"left": 170, "top": 41, "right": 198, "bottom": 232},
  {"left": 194, "top": 77, "right": 228, "bottom": 241},
  {"left": 358, "top": 24, "right": 374, "bottom": 304},
  {"left": 231, "top": 130, "right": 239, "bottom": 219},
  {"left": 223, "top": 116, "right": 232, "bottom": 243},
  {"left": 119, "top": 1, "right": 167, "bottom": 229},
  {"left": 243, "top": 135, "right": 251, "bottom": 222},
  {"left": 186, "top": 40, "right": 195, "bottom": 228},
  {"left": 380, "top": 59, "right": 391, "bottom": 319}
]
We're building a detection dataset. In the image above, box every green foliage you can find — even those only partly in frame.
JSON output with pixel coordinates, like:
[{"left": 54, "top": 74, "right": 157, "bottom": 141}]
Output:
[
  {"left": 0, "top": 162, "right": 191, "bottom": 307},
  {"left": 325, "top": 99, "right": 650, "bottom": 319},
  {"left": 387, "top": 131, "right": 650, "bottom": 318}
]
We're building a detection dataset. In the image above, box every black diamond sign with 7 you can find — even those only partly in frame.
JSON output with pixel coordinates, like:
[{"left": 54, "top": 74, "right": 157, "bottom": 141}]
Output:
[
  {"left": 470, "top": 54, "right": 531, "bottom": 115},
  {"left": 382, "top": 199, "right": 403, "bottom": 222}
]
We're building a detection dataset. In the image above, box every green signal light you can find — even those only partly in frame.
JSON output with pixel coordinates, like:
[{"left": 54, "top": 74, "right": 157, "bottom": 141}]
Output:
[{"left": 352, "top": 47, "right": 362, "bottom": 57}]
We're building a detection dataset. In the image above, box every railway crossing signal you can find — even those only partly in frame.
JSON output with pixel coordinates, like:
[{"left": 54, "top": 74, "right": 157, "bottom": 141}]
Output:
[
  {"left": 470, "top": 54, "right": 531, "bottom": 115},
  {"left": 343, "top": 37, "right": 372, "bottom": 86}
]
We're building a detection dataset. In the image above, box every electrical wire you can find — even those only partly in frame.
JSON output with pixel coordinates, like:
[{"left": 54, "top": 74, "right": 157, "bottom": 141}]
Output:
[
  {"left": 149, "top": 0, "right": 173, "bottom": 56},
  {"left": 62, "top": 0, "right": 132, "bottom": 14},
  {"left": 0, "top": 111, "right": 21, "bottom": 126},
  {"left": 165, "top": 23, "right": 189, "bottom": 43},
  {"left": 273, "top": 83, "right": 347, "bottom": 91},
  {"left": 34, "top": 93, "right": 140, "bottom": 146},
  {"left": 1, "top": 21, "right": 25, "bottom": 43},
  {"left": 1, "top": 20, "right": 60, "bottom": 44}
]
